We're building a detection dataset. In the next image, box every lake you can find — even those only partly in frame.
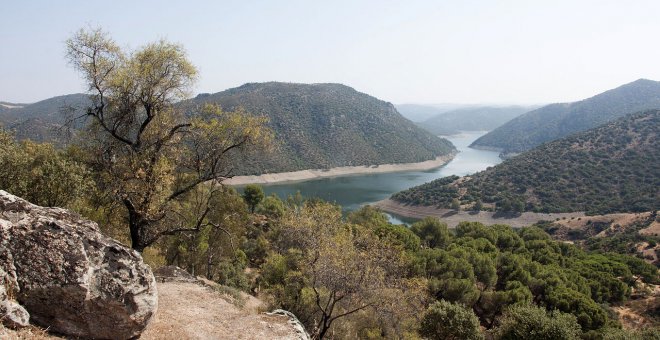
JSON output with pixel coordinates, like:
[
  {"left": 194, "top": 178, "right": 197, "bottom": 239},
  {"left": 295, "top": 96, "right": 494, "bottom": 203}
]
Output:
[{"left": 242, "top": 131, "right": 502, "bottom": 223}]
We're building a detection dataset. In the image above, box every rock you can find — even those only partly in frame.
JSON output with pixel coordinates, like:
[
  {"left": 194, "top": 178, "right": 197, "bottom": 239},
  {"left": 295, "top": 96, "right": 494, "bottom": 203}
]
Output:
[
  {"left": 266, "top": 309, "right": 310, "bottom": 340},
  {"left": 0, "top": 267, "right": 29, "bottom": 328},
  {"left": 153, "top": 265, "right": 199, "bottom": 283},
  {"left": 0, "top": 190, "right": 157, "bottom": 339}
]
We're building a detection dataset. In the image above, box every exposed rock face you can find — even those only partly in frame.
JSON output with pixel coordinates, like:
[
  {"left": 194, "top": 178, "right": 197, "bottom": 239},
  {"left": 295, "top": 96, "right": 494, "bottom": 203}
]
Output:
[{"left": 0, "top": 190, "right": 157, "bottom": 339}]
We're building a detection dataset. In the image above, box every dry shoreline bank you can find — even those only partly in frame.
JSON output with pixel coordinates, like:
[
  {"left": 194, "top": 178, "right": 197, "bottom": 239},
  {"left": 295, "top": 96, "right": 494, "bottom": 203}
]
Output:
[
  {"left": 374, "top": 199, "right": 585, "bottom": 228},
  {"left": 224, "top": 153, "right": 456, "bottom": 186}
]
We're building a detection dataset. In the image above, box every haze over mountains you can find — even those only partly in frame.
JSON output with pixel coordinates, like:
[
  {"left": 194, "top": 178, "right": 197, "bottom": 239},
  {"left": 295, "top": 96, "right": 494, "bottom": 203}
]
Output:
[
  {"left": 471, "top": 79, "right": 660, "bottom": 155},
  {"left": 414, "top": 105, "right": 538, "bottom": 135},
  {"left": 187, "top": 82, "right": 456, "bottom": 175},
  {"left": 392, "top": 110, "right": 660, "bottom": 215}
]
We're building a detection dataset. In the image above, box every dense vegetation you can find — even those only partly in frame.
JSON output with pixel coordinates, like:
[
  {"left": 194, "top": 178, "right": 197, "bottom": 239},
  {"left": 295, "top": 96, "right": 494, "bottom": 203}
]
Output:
[
  {"left": 0, "top": 93, "right": 88, "bottom": 144},
  {"left": 393, "top": 110, "right": 660, "bottom": 214},
  {"left": 186, "top": 82, "right": 456, "bottom": 175},
  {"left": 231, "top": 197, "right": 658, "bottom": 339},
  {"left": 416, "top": 106, "right": 535, "bottom": 135},
  {"left": 471, "top": 79, "right": 660, "bottom": 155}
]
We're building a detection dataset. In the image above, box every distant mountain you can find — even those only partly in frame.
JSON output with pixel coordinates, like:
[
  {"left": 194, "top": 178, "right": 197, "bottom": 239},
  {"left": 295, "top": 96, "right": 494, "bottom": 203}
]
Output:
[
  {"left": 395, "top": 103, "right": 472, "bottom": 122},
  {"left": 471, "top": 79, "right": 660, "bottom": 155},
  {"left": 392, "top": 110, "right": 659, "bottom": 215},
  {"left": 187, "top": 82, "right": 456, "bottom": 175},
  {"left": 0, "top": 94, "right": 89, "bottom": 143},
  {"left": 417, "top": 106, "right": 537, "bottom": 135}
]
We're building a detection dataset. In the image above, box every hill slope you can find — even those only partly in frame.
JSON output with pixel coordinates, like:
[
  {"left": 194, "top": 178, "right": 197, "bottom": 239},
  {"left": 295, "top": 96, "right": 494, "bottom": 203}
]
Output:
[
  {"left": 471, "top": 79, "right": 660, "bottom": 154},
  {"left": 395, "top": 103, "right": 470, "bottom": 122},
  {"left": 417, "top": 105, "right": 536, "bottom": 135},
  {"left": 0, "top": 94, "right": 88, "bottom": 143},
  {"left": 392, "top": 110, "right": 660, "bottom": 214},
  {"left": 188, "top": 82, "right": 456, "bottom": 175}
]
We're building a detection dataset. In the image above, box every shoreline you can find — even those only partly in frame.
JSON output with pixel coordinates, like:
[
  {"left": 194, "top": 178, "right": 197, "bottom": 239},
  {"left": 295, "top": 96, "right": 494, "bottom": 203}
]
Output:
[
  {"left": 224, "top": 153, "right": 457, "bottom": 186},
  {"left": 374, "top": 199, "right": 585, "bottom": 228}
]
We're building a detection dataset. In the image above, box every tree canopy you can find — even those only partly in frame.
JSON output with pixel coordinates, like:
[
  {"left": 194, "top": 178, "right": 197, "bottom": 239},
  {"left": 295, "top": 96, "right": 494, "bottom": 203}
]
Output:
[{"left": 65, "top": 27, "right": 271, "bottom": 251}]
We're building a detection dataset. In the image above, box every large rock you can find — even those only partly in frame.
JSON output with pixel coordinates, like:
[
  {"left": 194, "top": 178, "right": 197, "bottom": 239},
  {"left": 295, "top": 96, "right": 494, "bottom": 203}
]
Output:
[{"left": 0, "top": 190, "right": 157, "bottom": 339}]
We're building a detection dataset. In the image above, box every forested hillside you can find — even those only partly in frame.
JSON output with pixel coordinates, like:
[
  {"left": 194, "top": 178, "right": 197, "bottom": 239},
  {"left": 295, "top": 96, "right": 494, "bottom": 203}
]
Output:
[
  {"left": 0, "top": 94, "right": 88, "bottom": 144},
  {"left": 393, "top": 110, "right": 659, "bottom": 214},
  {"left": 471, "top": 79, "right": 660, "bottom": 154},
  {"left": 187, "top": 82, "right": 456, "bottom": 175},
  {"left": 417, "top": 105, "right": 535, "bottom": 135},
  {"left": 395, "top": 103, "right": 468, "bottom": 122}
]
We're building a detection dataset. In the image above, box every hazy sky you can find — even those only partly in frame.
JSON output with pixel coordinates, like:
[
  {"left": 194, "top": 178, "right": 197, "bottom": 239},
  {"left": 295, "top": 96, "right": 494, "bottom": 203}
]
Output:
[{"left": 2, "top": 0, "right": 660, "bottom": 104}]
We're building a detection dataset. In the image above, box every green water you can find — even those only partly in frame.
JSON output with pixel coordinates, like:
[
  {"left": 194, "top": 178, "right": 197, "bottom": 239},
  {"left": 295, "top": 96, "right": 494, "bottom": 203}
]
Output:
[{"left": 238, "top": 131, "right": 501, "bottom": 223}]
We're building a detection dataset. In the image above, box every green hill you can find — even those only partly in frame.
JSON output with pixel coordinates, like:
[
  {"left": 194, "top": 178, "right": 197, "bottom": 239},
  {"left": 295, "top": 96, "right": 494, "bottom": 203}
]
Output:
[
  {"left": 0, "top": 94, "right": 88, "bottom": 143},
  {"left": 471, "top": 79, "right": 660, "bottom": 155},
  {"left": 392, "top": 110, "right": 660, "bottom": 215},
  {"left": 417, "top": 105, "right": 536, "bottom": 135},
  {"left": 395, "top": 103, "right": 469, "bottom": 122},
  {"left": 187, "top": 82, "right": 456, "bottom": 175}
]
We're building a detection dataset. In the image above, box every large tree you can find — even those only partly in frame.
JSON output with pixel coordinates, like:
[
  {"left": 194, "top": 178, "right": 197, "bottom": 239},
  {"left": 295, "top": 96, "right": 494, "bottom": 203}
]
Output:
[{"left": 66, "top": 28, "right": 270, "bottom": 251}]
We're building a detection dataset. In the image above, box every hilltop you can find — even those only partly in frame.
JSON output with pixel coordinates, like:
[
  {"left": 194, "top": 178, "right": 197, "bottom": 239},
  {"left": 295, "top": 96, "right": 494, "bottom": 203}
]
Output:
[
  {"left": 391, "top": 110, "right": 659, "bottom": 215},
  {"left": 471, "top": 79, "right": 660, "bottom": 155},
  {"left": 187, "top": 82, "right": 456, "bottom": 175},
  {"left": 0, "top": 94, "right": 88, "bottom": 144},
  {"left": 417, "top": 105, "right": 536, "bottom": 135}
]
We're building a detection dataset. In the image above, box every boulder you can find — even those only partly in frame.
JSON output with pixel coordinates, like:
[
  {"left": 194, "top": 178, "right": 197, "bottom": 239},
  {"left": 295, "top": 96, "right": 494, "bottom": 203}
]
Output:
[{"left": 0, "top": 190, "right": 157, "bottom": 339}]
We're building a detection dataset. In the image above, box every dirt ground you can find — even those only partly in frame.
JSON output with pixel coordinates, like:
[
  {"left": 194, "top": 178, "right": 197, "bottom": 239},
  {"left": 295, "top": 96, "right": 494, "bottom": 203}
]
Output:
[
  {"left": 2, "top": 281, "right": 303, "bottom": 340},
  {"left": 141, "top": 281, "right": 302, "bottom": 340}
]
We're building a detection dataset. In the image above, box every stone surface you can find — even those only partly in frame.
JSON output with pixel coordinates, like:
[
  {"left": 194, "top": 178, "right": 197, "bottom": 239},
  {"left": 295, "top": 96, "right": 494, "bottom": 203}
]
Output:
[{"left": 0, "top": 190, "right": 157, "bottom": 339}]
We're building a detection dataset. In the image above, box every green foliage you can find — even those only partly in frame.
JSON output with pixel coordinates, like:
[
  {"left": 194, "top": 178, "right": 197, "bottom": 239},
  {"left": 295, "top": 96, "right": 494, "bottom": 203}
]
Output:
[
  {"left": 0, "top": 129, "right": 91, "bottom": 208},
  {"left": 419, "top": 300, "right": 483, "bottom": 340},
  {"left": 393, "top": 110, "right": 660, "bottom": 214},
  {"left": 188, "top": 82, "right": 456, "bottom": 175},
  {"left": 410, "top": 217, "right": 451, "bottom": 249},
  {"left": 242, "top": 184, "right": 265, "bottom": 213},
  {"left": 257, "top": 194, "right": 285, "bottom": 218},
  {"left": 493, "top": 304, "right": 582, "bottom": 340}
]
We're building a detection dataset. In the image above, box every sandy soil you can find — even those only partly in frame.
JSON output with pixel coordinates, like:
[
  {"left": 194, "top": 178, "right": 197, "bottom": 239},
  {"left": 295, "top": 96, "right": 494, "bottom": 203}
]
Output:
[
  {"left": 141, "top": 281, "right": 301, "bottom": 340},
  {"left": 374, "top": 199, "right": 585, "bottom": 228},
  {"left": 224, "top": 154, "right": 456, "bottom": 185}
]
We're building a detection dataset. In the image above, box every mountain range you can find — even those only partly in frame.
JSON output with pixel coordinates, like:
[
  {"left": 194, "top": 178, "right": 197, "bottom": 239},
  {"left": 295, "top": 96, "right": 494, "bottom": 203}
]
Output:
[
  {"left": 471, "top": 79, "right": 660, "bottom": 155},
  {"left": 392, "top": 109, "right": 659, "bottom": 215}
]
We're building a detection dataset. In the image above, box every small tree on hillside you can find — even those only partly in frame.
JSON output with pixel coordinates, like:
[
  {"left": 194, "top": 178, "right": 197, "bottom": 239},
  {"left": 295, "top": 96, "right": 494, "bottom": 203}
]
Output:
[
  {"left": 66, "top": 28, "right": 271, "bottom": 251},
  {"left": 242, "top": 184, "right": 265, "bottom": 213},
  {"left": 419, "top": 300, "right": 483, "bottom": 340}
]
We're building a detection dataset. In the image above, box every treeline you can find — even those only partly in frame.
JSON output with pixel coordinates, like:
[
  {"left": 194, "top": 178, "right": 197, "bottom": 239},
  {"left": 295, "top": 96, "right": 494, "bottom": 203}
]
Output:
[{"left": 393, "top": 110, "right": 660, "bottom": 215}]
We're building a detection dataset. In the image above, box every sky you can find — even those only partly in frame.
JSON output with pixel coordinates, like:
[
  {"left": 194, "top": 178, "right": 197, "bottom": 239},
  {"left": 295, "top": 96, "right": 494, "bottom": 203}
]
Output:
[{"left": 2, "top": 0, "right": 660, "bottom": 105}]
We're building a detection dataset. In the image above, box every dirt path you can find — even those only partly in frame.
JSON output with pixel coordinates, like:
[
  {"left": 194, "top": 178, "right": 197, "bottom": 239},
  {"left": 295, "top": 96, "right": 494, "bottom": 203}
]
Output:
[
  {"left": 375, "top": 199, "right": 585, "bottom": 228},
  {"left": 141, "top": 282, "right": 302, "bottom": 340}
]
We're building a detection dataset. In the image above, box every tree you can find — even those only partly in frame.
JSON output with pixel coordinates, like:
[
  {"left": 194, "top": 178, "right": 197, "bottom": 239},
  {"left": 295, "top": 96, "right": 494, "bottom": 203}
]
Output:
[
  {"left": 419, "top": 300, "right": 483, "bottom": 340},
  {"left": 451, "top": 198, "right": 461, "bottom": 210},
  {"left": 242, "top": 184, "right": 265, "bottom": 213},
  {"left": 410, "top": 217, "right": 451, "bottom": 249},
  {"left": 269, "top": 202, "right": 409, "bottom": 339},
  {"left": 473, "top": 199, "right": 483, "bottom": 211},
  {"left": 0, "top": 129, "right": 91, "bottom": 208},
  {"left": 493, "top": 304, "right": 581, "bottom": 340},
  {"left": 66, "top": 28, "right": 270, "bottom": 251}
]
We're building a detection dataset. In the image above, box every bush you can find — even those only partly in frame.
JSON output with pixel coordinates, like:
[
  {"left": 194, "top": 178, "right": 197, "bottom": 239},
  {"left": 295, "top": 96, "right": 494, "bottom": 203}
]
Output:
[
  {"left": 493, "top": 304, "right": 581, "bottom": 340},
  {"left": 419, "top": 300, "right": 483, "bottom": 340}
]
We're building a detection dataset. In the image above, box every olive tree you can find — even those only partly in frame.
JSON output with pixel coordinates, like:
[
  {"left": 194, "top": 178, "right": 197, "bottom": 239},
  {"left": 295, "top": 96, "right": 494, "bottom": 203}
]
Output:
[{"left": 66, "top": 28, "right": 270, "bottom": 251}]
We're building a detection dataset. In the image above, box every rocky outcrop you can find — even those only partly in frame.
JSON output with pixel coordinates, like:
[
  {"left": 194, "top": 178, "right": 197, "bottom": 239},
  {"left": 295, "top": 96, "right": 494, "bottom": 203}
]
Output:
[{"left": 0, "top": 190, "right": 157, "bottom": 339}]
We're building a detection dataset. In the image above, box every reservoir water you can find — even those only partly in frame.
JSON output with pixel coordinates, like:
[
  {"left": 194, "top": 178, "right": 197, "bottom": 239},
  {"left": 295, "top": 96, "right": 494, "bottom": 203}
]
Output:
[{"left": 247, "top": 131, "right": 502, "bottom": 222}]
